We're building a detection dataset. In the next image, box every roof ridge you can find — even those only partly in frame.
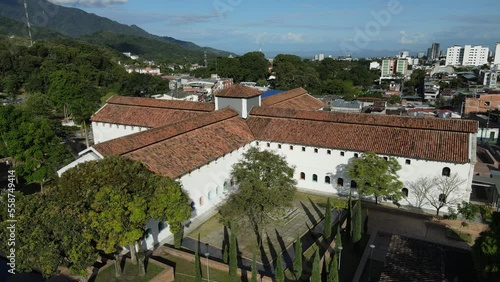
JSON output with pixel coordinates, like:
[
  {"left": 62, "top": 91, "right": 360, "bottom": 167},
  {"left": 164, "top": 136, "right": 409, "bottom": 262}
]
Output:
[
  {"left": 106, "top": 96, "right": 214, "bottom": 112},
  {"left": 94, "top": 108, "right": 238, "bottom": 156}
]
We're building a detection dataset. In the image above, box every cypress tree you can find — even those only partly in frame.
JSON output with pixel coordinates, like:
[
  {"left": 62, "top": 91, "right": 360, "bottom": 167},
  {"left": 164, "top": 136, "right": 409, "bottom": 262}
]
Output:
[
  {"left": 194, "top": 242, "right": 202, "bottom": 282},
  {"left": 251, "top": 252, "right": 258, "bottom": 282},
  {"left": 223, "top": 244, "right": 229, "bottom": 264},
  {"left": 293, "top": 234, "right": 303, "bottom": 280},
  {"left": 334, "top": 227, "right": 342, "bottom": 252},
  {"left": 275, "top": 254, "right": 284, "bottom": 282},
  {"left": 352, "top": 200, "right": 362, "bottom": 245},
  {"left": 324, "top": 198, "right": 332, "bottom": 239},
  {"left": 229, "top": 230, "right": 238, "bottom": 281},
  {"left": 310, "top": 249, "right": 320, "bottom": 282},
  {"left": 327, "top": 252, "right": 339, "bottom": 282}
]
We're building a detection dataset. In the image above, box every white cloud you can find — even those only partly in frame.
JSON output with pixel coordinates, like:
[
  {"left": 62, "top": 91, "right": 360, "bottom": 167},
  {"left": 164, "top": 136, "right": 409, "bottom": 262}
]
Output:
[
  {"left": 48, "top": 0, "right": 127, "bottom": 7},
  {"left": 281, "top": 32, "right": 304, "bottom": 43},
  {"left": 399, "top": 30, "right": 426, "bottom": 44}
]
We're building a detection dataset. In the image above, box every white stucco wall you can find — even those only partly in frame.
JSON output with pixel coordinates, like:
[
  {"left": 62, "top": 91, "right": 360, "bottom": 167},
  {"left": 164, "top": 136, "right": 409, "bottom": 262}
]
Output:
[
  {"left": 254, "top": 141, "right": 473, "bottom": 213},
  {"left": 92, "top": 122, "right": 149, "bottom": 144},
  {"left": 57, "top": 149, "right": 102, "bottom": 177}
]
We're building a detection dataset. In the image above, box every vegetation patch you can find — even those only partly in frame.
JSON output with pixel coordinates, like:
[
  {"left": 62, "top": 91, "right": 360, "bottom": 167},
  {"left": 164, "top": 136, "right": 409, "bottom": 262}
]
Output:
[
  {"left": 445, "top": 227, "right": 472, "bottom": 244},
  {"left": 94, "top": 261, "right": 163, "bottom": 282}
]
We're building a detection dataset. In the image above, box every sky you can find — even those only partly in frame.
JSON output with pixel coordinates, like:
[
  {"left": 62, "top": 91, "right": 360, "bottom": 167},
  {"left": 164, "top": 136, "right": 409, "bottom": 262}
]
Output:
[{"left": 47, "top": 0, "right": 500, "bottom": 57}]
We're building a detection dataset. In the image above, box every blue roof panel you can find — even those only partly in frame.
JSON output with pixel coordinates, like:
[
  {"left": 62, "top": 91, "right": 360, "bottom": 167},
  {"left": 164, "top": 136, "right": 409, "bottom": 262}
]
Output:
[{"left": 260, "top": 89, "right": 283, "bottom": 98}]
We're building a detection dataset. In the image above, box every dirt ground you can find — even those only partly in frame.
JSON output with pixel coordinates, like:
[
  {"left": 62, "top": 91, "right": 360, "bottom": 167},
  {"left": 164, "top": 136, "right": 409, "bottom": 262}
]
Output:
[{"left": 433, "top": 218, "right": 489, "bottom": 242}]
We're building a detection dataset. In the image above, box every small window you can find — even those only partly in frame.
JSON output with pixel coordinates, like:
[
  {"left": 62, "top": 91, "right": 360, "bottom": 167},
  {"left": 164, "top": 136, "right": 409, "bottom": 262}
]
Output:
[
  {"left": 340, "top": 152, "right": 345, "bottom": 157},
  {"left": 337, "top": 178, "right": 344, "bottom": 187},
  {"left": 190, "top": 201, "right": 195, "bottom": 211},
  {"left": 199, "top": 196, "right": 204, "bottom": 206},
  {"left": 256, "top": 141, "right": 260, "bottom": 146},
  {"left": 439, "top": 193, "right": 447, "bottom": 203},
  {"left": 208, "top": 191, "right": 212, "bottom": 201},
  {"left": 312, "top": 174, "right": 318, "bottom": 182},
  {"left": 325, "top": 176, "right": 331, "bottom": 184},
  {"left": 402, "top": 188, "right": 408, "bottom": 197},
  {"left": 485, "top": 101, "right": 491, "bottom": 106},
  {"left": 300, "top": 172, "right": 305, "bottom": 180},
  {"left": 302, "top": 147, "right": 306, "bottom": 152},
  {"left": 327, "top": 150, "right": 331, "bottom": 155},
  {"left": 383, "top": 157, "right": 388, "bottom": 161},
  {"left": 314, "top": 148, "right": 318, "bottom": 153},
  {"left": 290, "top": 145, "right": 294, "bottom": 150},
  {"left": 267, "top": 143, "right": 270, "bottom": 148},
  {"left": 351, "top": 180, "right": 357, "bottom": 189},
  {"left": 442, "top": 167, "right": 451, "bottom": 177},
  {"left": 405, "top": 159, "right": 411, "bottom": 165},
  {"left": 278, "top": 144, "right": 282, "bottom": 149},
  {"left": 354, "top": 153, "right": 359, "bottom": 158}
]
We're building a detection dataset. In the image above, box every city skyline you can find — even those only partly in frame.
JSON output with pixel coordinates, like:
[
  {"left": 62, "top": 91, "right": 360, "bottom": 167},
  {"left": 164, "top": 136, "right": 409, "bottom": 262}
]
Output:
[{"left": 41, "top": 0, "right": 500, "bottom": 56}]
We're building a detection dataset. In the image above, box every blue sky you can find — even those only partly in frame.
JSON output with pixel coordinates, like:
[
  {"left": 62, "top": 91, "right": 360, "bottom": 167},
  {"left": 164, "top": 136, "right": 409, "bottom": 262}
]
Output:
[{"left": 49, "top": 0, "right": 500, "bottom": 57}]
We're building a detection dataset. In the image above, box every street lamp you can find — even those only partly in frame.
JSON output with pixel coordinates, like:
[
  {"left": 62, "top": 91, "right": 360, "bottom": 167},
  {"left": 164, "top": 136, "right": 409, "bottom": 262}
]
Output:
[
  {"left": 205, "top": 252, "right": 210, "bottom": 282},
  {"left": 337, "top": 246, "right": 343, "bottom": 270},
  {"left": 369, "top": 244, "right": 375, "bottom": 281}
]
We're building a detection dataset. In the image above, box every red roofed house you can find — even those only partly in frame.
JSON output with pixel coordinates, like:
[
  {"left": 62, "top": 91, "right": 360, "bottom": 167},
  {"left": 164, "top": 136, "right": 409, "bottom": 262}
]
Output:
[{"left": 58, "top": 85, "right": 477, "bottom": 251}]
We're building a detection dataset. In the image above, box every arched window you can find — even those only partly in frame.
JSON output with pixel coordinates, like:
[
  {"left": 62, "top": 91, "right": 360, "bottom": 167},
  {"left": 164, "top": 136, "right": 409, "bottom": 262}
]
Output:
[
  {"left": 439, "top": 193, "right": 447, "bottom": 203},
  {"left": 354, "top": 153, "right": 359, "bottom": 158},
  {"left": 199, "top": 196, "right": 204, "bottom": 206},
  {"left": 158, "top": 222, "right": 167, "bottom": 231},
  {"left": 402, "top": 188, "right": 408, "bottom": 197},
  {"left": 327, "top": 150, "right": 332, "bottom": 155},
  {"left": 312, "top": 174, "right": 318, "bottom": 182},
  {"left": 300, "top": 172, "right": 305, "bottom": 180},
  {"left": 442, "top": 167, "right": 451, "bottom": 177},
  {"left": 325, "top": 176, "right": 331, "bottom": 184},
  {"left": 351, "top": 180, "right": 357, "bottom": 189},
  {"left": 208, "top": 191, "right": 212, "bottom": 201},
  {"left": 337, "top": 178, "right": 344, "bottom": 187}
]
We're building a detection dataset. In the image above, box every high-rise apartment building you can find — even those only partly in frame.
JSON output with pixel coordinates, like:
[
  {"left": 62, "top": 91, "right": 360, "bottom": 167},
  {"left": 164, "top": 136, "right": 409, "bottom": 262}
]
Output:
[
  {"left": 427, "top": 43, "right": 440, "bottom": 61},
  {"left": 445, "top": 45, "right": 489, "bottom": 66},
  {"left": 494, "top": 42, "right": 500, "bottom": 66}
]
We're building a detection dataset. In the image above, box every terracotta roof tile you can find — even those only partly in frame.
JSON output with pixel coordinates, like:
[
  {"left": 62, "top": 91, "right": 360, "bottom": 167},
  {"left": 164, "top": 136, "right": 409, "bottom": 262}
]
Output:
[
  {"left": 94, "top": 108, "right": 255, "bottom": 178},
  {"left": 215, "top": 84, "right": 263, "bottom": 98},
  {"left": 247, "top": 108, "right": 476, "bottom": 163},
  {"left": 261, "top": 87, "right": 325, "bottom": 110},
  {"left": 106, "top": 96, "right": 214, "bottom": 111},
  {"left": 250, "top": 107, "right": 478, "bottom": 133},
  {"left": 91, "top": 96, "right": 215, "bottom": 127}
]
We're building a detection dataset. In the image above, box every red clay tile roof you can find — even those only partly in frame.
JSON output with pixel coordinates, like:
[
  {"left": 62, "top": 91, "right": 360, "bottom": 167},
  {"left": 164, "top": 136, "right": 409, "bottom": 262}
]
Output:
[
  {"left": 91, "top": 96, "right": 215, "bottom": 127},
  {"left": 250, "top": 107, "right": 478, "bottom": 133},
  {"left": 248, "top": 108, "right": 477, "bottom": 163},
  {"left": 215, "top": 84, "right": 263, "bottom": 98},
  {"left": 94, "top": 108, "right": 255, "bottom": 178},
  {"left": 261, "top": 88, "right": 325, "bottom": 110}
]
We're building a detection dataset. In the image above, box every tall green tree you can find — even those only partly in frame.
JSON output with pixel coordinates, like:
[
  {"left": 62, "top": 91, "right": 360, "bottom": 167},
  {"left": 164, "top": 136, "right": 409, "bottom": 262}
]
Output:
[
  {"left": 218, "top": 148, "right": 297, "bottom": 246},
  {"left": 473, "top": 212, "right": 500, "bottom": 281},
  {"left": 335, "top": 227, "right": 342, "bottom": 252},
  {"left": 229, "top": 229, "right": 238, "bottom": 281},
  {"left": 194, "top": 242, "right": 202, "bottom": 282},
  {"left": 324, "top": 198, "right": 333, "bottom": 239},
  {"left": 311, "top": 249, "right": 321, "bottom": 282},
  {"left": 347, "top": 152, "right": 404, "bottom": 204},
  {"left": 328, "top": 252, "right": 339, "bottom": 282},
  {"left": 251, "top": 252, "right": 258, "bottom": 282},
  {"left": 275, "top": 254, "right": 284, "bottom": 282},
  {"left": 352, "top": 200, "right": 362, "bottom": 245},
  {"left": 293, "top": 234, "right": 303, "bottom": 280}
]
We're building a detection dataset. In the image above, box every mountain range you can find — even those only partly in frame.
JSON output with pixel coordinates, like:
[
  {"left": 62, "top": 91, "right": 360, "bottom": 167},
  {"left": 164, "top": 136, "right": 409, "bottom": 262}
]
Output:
[{"left": 0, "top": 0, "right": 234, "bottom": 61}]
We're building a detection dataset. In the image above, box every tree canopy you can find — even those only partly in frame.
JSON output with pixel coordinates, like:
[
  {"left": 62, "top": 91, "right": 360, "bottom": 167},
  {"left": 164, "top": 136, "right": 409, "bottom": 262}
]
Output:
[
  {"left": 218, "top": 147, "right": 297, "bottom": 246},
  {"left": 347, "top": 152, "right": 403, "bottom": 204},
  {"left": 473, "top": 212, "right": 500, "bottom": 281}
]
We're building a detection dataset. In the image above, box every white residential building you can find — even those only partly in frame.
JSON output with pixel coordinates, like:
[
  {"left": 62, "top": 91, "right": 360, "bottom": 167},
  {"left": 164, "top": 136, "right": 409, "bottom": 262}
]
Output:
[
  {"left": 494, "top": 42, "right": 500, "bottom": 66},
  {"left": 58, "top": 86, "right": 477, "bottom": 252},
  {"left": 446, "top": 45, "right": 489, "bottom": 66}
]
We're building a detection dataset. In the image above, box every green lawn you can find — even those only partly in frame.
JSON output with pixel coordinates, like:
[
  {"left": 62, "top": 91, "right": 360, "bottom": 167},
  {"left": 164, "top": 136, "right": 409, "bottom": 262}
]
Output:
[
  {"left": 161, "top": 253, "right": 243, "bottom": 282},
  {"left": 94, "top": 261, "right": 164, "bottom": 282}
]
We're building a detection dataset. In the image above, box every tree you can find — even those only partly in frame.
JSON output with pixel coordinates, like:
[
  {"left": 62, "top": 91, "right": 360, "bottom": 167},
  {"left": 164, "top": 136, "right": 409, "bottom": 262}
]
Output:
[
  {"left": 352, "top": 200, "right": 362, "bottom": 245},
  {"left": 457, "top": 201, "right": 480, "bottom": 226},
  {"left": 334, "top": 227, "right": 342, "bottom": 252},
  {"left": 194, "top": 242, "right": 202, "bottom": 282},
  {"left": 473, "top": 212, "right": 500, "bottom": 281},
  {"left": 275, "top": 254, "right": 284, "bottom": 282},
  {"left": 327, "top": 252, "right": 339, "bottom": 282},
  {"left": 229, "top": 229, "right": 238, "bottom": 281},
  {"left": 218, "top": 148, "right": 297, "bottom": 246},
  {"left": 324, "top": 198, "right": 333, "bottom": 239},
  {"left": 425, "top": 173, "right": 466, "bottom": 216},
  {"left": 293, "top": 234, "right": 303, "bottom": 280},
  {"left": 405, "top": 177, "right": 432, "bottom": 208},
  {"left": 251, "top": 252, "right": 258, "bottom": 282},
  {"left": 348, "top": 152, "right": 404, "bottom": 204},
  {"left": 311, "top": 249, "right": 320, "bottom": 282}
]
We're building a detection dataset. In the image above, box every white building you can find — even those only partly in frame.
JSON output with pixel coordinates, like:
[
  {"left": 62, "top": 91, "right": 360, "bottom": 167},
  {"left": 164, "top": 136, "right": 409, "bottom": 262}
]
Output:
[
  {"left": 369, "top": 61, "right": 380, "bottom": 70},
  {"left": 494, "top": 42, "right": 500, "bottom": 66},
  {"left": 446, "top": 45, "right": 489, "bottom": 66},
  {"left": 58, "top": 86, "right": 477, "bottom": 251}
]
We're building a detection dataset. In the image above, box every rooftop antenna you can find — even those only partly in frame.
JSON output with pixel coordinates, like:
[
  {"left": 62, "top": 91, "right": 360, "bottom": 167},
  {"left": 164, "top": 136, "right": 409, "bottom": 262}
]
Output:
[{"left": 23, "top": 0, "right": 33, "bottom": 47}]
